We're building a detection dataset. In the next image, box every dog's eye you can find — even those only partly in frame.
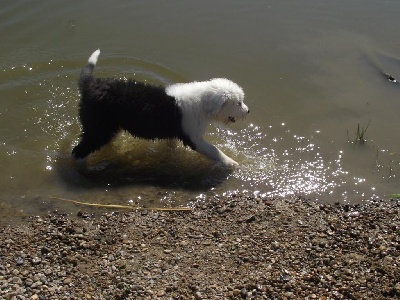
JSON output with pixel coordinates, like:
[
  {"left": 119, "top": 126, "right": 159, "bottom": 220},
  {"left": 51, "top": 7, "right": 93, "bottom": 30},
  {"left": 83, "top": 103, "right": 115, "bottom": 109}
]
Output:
[{"left": 237, "top": 101, "right": 242, "bottom": 106}]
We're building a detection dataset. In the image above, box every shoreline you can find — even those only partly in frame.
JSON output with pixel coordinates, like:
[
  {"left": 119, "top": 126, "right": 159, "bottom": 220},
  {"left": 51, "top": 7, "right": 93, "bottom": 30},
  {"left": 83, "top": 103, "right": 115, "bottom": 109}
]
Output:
[{"left": 0, "top": 195, "right": 399, "bottom": 299}]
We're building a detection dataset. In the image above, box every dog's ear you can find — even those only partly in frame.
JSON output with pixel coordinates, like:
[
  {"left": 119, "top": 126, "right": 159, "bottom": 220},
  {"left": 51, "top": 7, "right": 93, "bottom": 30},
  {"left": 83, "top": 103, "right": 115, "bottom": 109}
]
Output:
[{"left": 203, "top": 93, "right": 227, "bottom": 116}]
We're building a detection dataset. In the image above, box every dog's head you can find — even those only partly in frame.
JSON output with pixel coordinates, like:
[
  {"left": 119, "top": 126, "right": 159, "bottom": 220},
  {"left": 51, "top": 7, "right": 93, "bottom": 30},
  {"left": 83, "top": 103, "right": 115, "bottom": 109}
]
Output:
[{"left": 203, "top": 78, "right": 249, "bottom": 124}]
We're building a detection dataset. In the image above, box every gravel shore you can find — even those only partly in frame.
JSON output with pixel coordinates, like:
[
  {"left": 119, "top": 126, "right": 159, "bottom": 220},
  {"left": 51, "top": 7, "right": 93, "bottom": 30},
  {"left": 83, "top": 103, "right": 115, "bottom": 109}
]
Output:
[{"left": 1, "top": 194, "right": 399, "bottom": 300}]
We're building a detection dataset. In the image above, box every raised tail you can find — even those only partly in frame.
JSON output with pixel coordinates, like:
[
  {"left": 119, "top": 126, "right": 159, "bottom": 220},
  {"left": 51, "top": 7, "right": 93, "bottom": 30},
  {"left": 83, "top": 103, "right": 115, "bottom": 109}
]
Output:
[{"left": 79, "top": 49, "right": 101, "bottom": 89}]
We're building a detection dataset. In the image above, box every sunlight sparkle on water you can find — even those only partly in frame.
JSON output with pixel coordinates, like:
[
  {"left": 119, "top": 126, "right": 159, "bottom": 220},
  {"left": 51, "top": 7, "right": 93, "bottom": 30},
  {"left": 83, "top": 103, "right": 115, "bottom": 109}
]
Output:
[{"left": 214, "top": 123, "right": 352, "bottom": 199}]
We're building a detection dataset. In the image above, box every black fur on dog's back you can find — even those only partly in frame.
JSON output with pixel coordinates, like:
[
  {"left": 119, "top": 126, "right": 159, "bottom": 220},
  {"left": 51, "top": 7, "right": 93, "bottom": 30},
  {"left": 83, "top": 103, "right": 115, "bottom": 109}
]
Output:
[{"left": 81, "top": 79, "right": 186, "bottom": 138}]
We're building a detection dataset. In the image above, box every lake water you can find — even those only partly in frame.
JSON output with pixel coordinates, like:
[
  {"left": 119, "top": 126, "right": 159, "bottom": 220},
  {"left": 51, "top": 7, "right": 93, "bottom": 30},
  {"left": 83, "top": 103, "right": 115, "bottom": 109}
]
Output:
[{"left": 1, "top": 0, "right": 400, "bottom": 217}]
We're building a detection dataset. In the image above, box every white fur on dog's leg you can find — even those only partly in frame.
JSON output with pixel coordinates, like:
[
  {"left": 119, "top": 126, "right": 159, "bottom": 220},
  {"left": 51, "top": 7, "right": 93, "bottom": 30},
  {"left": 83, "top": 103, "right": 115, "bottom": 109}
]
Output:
[
  {"left": 219, "top": 157, "right": 239, "bottom": 168},
  {"left": 213, "top": 159, "right": 239, "bottom": 170},
  {"left": 194, "top": 138, "right": 239, "bottom": 167}
]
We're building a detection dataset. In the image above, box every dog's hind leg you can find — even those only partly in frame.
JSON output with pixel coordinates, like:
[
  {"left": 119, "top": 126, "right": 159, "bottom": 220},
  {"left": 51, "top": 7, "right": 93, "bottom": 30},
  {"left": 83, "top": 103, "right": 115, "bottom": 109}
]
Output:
[
  {"left": 192, "top": 138, "right": 238, "bottom": 167},
  {"left": 72, "top": 129, "right": 118, "bottom": 160}
]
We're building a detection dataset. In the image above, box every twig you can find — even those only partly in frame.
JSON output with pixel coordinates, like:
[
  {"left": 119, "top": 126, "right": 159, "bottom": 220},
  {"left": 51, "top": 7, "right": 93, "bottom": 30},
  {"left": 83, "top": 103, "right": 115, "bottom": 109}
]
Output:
[{"left": 48, "top": 196, "right": 191, "bottom": 211}]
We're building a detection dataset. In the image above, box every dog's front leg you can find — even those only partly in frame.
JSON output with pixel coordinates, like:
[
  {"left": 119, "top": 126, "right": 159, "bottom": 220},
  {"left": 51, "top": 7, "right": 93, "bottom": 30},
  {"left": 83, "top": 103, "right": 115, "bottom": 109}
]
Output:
[{"left": 193, "top": 138, "right": 238, "bottom": 167}]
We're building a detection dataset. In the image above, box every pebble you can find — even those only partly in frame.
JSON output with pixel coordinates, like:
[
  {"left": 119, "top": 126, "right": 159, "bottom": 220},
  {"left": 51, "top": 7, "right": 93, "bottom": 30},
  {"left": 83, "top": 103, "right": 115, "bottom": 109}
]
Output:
[
  {"left": 31, "top": 257, "right": 41, "bottom": 265},
  {"left": 233, "top": 289, "right": 241, "bottom": 296},
  {"left": 16, "top": 257, "right": 24, "bottom": 266},
  {"left": 25, "top": 278, "right": 33, "bottom": 287},
  {"left": 63, "top": 277, "right": 72, "bottom": 284},
  {"left": 11, "top": 276, "right": 22, "bottom": 285},
  {"left": 240, "top": 288, "right": 248, "bottom": 298},
  {"left": 31, "top": 281, "right": 42, "bottom": 288},
  {"left": 194, "top": 291, "right": 203, "bottom": 299}
]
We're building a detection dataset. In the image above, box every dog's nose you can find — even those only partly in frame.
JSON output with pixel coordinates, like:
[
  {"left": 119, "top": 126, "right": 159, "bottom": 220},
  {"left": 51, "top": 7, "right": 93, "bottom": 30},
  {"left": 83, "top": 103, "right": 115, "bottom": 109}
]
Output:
[{"left": 247, "top": 109, "right": 250, "bottom": 114}]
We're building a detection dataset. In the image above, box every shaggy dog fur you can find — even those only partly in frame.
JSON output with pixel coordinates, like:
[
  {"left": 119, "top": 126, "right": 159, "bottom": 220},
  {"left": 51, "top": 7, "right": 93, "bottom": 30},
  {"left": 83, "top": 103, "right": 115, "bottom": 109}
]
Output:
[{"left": 72, "top": 50, "right": 249, "bottom": 167}]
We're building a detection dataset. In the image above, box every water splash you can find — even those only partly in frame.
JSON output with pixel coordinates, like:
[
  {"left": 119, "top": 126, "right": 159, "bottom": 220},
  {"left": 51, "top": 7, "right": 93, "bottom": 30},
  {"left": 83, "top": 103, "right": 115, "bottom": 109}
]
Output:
[{"left": 211, "top": 123, "right": 350, "bottom": 200}]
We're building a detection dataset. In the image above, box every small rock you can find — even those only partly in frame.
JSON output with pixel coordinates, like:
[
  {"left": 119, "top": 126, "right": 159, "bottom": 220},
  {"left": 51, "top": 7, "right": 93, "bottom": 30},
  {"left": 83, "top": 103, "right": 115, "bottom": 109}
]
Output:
[
  {"left": 146, "top": 289, "right": 154, "bottom": 295},
  {"left": 245, "top": 215, "right": 256, "bottom": 223},
  {"left": 41, "top": 246, "right": 51, "bottom": 255},
  {"left": 241, "top": 288, "right": 248, "bottom": 298},
  {"left": 265, "top": 200, "right": 273, "bottom": 206},
  {"left": 271, "top": 241, "right": 280, "bottom": 250},
  {"left": 348, "top": 211, "right": 360, "bottom": 217},
  {"left": 31, "top": 281, "right": 42, "bottom": 288},
  {"left": 16, "top": 257, "right": 24, "bottom": 266},
  {"left": 25, "top": 278, "right": 33, "bottom": 287},
  {"left": 44, "top": 268, "right": 52, "bottom": 276},
  {"left": 194, "top": 291, "right": 203, "bottom": 299},
  {"left": 32, "top": 257, "right": 41, "bottom": 265},
  {"left": 11, "top": 276, "right": 22, "bottom": 285},
  {"left": 233, "top": 289, "right": 241, "bottom": 296},
  {"left": 226, "top": 291, "right": 234, "bottom": 298},
  {"left": 281, "top": 273, "right": 291, "bottom": 282}
]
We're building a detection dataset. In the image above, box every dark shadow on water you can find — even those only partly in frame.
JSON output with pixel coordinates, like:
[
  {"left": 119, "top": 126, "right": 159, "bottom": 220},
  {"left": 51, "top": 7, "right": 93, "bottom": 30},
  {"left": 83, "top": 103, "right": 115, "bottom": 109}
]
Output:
[{"left": 54, "top": 142, "right": 234, "bottom": 192}]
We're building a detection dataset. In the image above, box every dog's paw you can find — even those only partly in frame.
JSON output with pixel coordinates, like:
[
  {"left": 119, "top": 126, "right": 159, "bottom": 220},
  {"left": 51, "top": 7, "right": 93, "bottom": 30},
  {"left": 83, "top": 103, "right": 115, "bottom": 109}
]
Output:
[
  {"left": 217, "top": 157, "right": 239, "bottom": 168},
  {"left": 228, "top": 159, "right": 239, "bottom": 167}
]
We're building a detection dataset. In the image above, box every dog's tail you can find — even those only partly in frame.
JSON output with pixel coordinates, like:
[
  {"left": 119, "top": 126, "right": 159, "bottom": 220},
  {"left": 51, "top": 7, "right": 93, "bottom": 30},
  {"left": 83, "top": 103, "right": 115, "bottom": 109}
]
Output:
[{"left": 79, "top": 49, "right": 100, "bottom": 89}]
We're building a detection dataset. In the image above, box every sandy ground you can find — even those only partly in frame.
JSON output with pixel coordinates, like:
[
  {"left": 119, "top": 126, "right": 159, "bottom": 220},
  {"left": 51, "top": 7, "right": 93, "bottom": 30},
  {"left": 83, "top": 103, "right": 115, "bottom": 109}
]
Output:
[{"left": 0, "top": 194, "right": 399, "bottom": 300}]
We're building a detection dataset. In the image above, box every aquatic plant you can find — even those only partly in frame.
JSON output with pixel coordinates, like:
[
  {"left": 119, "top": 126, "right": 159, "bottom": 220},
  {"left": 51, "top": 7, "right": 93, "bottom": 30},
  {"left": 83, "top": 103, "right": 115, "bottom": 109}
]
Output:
[{"left": 347, "top": 121, "right": 370, "bottom": 144}]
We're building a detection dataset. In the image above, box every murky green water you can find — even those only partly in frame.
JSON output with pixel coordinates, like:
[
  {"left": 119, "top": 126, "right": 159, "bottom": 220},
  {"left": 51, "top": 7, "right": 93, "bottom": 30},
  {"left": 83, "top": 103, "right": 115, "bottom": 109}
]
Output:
[{"left": 1, "top": 0, "right": 400, "bottom": 217}]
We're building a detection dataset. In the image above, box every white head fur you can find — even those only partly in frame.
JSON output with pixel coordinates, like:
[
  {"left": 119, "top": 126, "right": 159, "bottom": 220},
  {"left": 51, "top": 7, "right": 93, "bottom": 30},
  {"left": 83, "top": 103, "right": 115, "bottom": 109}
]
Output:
[{"left": 166, "top": 78, "right": 249, "bottom": 166}]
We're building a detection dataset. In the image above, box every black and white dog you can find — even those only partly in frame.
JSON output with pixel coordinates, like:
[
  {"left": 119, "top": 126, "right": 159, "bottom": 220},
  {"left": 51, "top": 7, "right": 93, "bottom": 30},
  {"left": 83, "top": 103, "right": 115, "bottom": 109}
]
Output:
[{"left": 72, "top": 50, "right": 249, "bottom": 167}]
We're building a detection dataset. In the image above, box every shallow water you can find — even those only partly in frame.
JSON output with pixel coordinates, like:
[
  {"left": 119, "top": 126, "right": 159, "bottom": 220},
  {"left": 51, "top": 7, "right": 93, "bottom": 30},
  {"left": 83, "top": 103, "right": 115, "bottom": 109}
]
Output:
[{"left": 1, "top": 0, "right": 400, "bottom": 217}]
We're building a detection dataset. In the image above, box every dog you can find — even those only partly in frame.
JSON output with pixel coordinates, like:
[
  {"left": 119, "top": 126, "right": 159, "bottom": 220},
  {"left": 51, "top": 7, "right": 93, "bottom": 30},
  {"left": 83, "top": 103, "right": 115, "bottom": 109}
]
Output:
[{"left": 72, "top": 49, "right": 249, "bottom": 167}]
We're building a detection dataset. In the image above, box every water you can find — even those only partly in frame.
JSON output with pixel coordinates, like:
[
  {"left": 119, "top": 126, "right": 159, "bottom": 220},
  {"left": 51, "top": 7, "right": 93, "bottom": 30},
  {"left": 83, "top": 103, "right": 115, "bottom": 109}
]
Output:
[{"left": 1, "top": 0, "right": 400, "bottom": 218}]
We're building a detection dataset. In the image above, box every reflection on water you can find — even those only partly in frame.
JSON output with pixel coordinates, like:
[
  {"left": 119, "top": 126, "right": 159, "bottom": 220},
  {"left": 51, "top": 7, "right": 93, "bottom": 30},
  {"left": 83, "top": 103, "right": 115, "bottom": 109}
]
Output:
[{"left": 0, "top": 0, "right": 400, "bottom": 218}]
